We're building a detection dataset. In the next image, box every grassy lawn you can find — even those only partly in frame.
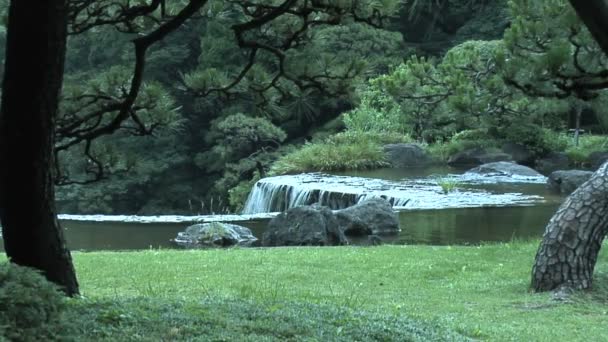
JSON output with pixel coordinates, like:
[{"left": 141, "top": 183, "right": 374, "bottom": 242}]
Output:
[{"left": 63, "top": 241, "right": 608, "bottom": 341}]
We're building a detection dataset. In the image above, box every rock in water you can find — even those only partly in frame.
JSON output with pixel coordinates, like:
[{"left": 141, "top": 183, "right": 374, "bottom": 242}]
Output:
[
  {"left": 383, "top": 143, "right": 432, "bottom": 168},
  {"left": 548, "top": 170, "right": 593, "bottom": 195},
  {"left": 336, "top": 197, "right": 400, "bottom": 235},
  {"left": 262, "top": 205, "right": 347, "bottom": 246},
  {"left": 174, "top": 223, "right": 258, "bottom": 248},
  {"left": 466, "top": 161, "right": 543, "bottom": 178}
]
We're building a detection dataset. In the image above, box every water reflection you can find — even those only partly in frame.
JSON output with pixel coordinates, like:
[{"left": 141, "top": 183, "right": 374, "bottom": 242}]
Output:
[{"left": 0, "top": 203, "right": 559, "bottom": 251}]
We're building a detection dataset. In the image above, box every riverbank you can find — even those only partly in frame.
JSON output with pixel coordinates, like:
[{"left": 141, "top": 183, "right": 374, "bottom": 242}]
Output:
[{"left": 49, "top": 241, "right": 608, "bottom": 340}]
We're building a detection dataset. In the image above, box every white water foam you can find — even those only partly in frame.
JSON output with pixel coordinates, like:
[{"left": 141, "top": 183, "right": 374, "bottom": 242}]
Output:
[{"left": 242, "top": 172, "right": 548, "bottom": 214}]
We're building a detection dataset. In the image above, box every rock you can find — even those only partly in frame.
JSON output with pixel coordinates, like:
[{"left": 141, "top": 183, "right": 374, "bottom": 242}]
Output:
[
  {"left": 466, "top": 161, "right": 543, "bottom": 178},
  {"left": 383, "top": 143, "right": 432, "bottom": 168},
  {"left": 262, "top": 205, "right": 348, "bottom": 246},
  {"left": 367, "top": 234, "right": 383, "bottom": 246},
  {"left": 548, "top": 170, "right": 593, "bottom": 195},
  {"left": 502, "top": 142, "right": 535, "bottom": 165},
  {"left": 174, "top": 223, "right": 258, "bottom": 248},
  {"left": 447, "top": 148, "right": 513, "bottom": 166},
  {"left": 335, "top": 197, "right": 400, "bottom": 235},
  {"left": 587, "top": 151, "right": 608, "bottom": 170},
  {"left": 535, "top": 152, "right": 570, "bottom": 174}
]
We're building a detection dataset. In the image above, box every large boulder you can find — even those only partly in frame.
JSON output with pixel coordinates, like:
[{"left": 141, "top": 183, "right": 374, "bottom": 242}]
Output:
[
  {"left": 447, "top": 148, "right": 513, "bottom": 166},
  {"left": 535, "top": 152, "right": 570, "bottom": 174},
  {"left": 174, "top": 223, "right": 258, "bottom": 248},
  {"left": 383, "top": 143, "right": 432, "bottom": 168},
  {"left": 502, "top": 142, "right": 535, "bottom": 165},
  {"left": 262, "top": 205, "right": 348, "bottom": 246},
  {"left": 548, "top": 170, "right": 594, "bottom": 195},
  {"left": 335, "top": 197, "right": 400, "bottom": 235},
  {"left": 466, "top": 161, "right": 543, "bottom": 178}
]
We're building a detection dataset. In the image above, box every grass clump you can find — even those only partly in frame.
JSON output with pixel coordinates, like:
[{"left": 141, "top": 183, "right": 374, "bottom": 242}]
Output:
[
  {"left": 64, "top": 297, "right": 468, "bottom": 341},
  {"left": 0, "top": 263, "right": 68, "bottom": 341},
  {"left": 270, "top": 131, "right": 411, "bottom": 175},
  {"left": 436, "top": 177, "right": 461, "bottom": 194}
]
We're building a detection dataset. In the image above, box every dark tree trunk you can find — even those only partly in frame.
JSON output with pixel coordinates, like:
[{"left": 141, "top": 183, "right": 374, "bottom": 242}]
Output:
[
  {"left": 0, "top": 0, "right": 78, "bottom": 295},
  {"left": 531, "top": 162, "right": 608, "bottom": 292},
  {"left": 568, "top": 1, "right": 608, "bottom": 56}
]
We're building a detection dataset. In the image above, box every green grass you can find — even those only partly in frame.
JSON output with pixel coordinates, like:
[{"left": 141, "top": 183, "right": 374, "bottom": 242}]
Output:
[
  {"left": 435, "top": 177, "right": 462, "bottom": 194},
  {"left": 270, "top": 131, "right": 411, "bottom": 175},
  {"left": 62, "top": 241, "right": 608, "bottom": 341}
]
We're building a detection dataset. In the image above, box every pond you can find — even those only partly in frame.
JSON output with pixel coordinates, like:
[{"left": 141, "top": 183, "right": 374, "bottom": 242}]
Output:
[{"left": 0, "top": 166, "right": 564, "bottom": 251}]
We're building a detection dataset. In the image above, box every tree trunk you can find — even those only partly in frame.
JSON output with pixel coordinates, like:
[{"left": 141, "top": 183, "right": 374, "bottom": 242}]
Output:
[
  {"left": 531, "top": 162, "right": 608, "bottom": 292},
  {"left": 0, "top": 0, "right": 78, "bottom": 295},
  {"left": 568, "top": 1, "right": 608, "bottom": 56}
]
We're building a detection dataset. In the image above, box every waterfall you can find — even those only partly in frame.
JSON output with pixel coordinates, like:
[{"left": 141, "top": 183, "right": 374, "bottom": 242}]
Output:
[
  {"left": 241, "top": 173, "right": 546, "bottom": 215},
  {"left": 242, "top": 180, "right": 314, "bottom": 214}
]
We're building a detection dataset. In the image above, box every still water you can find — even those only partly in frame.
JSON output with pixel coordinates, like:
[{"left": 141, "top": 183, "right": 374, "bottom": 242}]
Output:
[
  {"left": 0, "top": 167, "right": 563, "bottom": 251},
  {"left": 0, "top": 203, "right": 558, "bottom": 251}
]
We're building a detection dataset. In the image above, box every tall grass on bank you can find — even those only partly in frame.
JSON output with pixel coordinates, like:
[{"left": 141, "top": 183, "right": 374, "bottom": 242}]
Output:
[
  {"left": 61, "top": 241, "right": 608, "bottom": 341},
  {"left": 270, "top": 131, "right": 411, "bottom": 175}
]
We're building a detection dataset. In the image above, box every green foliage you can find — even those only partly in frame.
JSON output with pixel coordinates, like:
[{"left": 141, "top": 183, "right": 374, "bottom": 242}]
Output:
[
  {"left": 564, "top": 135, "right": 608, "bottom": 166},
  {"left": 193, "top": 114, "right": 287, "bottom": 208},
  {"left": 270, "top": 131, "right": 411, "bottom": 174},
  {"left": 427, "top": 138, "right": 501, "bottom": 161},
  {"left": 325, "top": 130, "right": 413, "bottom": 146},
  {"left": 270, "top": 141, "right": 389, "bottom": 175},
  {"left": 346, "top": 39, "right": 543, "bottom": 143},
  {"left": 539, "top": 129, "right": 570, "bottom": 153},
  {"left": 502, "top": 0, "right": 608, "bottom": 100},
  {"left": 0, "top": 263, "right": 67, "bottom": 341},
  {"left": 435, "top": 177, "right": 462, "bottom": 194},
  {"left": 343, "top": 88, "right": 405, "bottom": 134}
]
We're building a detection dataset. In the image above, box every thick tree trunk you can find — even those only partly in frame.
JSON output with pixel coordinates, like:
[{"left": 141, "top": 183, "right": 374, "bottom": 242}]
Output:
[
  {"left": 0, "top": 0, "right": 78, "bottom": 295},
  {"left": 568, "top": 1, "right": 608, "bottom": 56},
  {"left": 531, "top": 162, "right": 608, "bottom": 292}
]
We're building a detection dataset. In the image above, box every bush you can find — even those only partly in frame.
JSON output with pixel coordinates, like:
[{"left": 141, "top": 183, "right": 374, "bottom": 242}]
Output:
[
  {"left": 270, "top": 131, "right": 411, "bottom": 174},
  {"left": 540, "top": 129, "right": 570, "bottom": 153},
  {"left": 427, "top": 138, "right": 501, "bottom": 162},
  {"left": 0, "top": 263, "right": 67, "bottom": 341},
  {"left": 564, "top": 134, "right": 608, "bottom": 166},
  {"left": 499, "top": 122, "right": 547, "bottom": 154}
]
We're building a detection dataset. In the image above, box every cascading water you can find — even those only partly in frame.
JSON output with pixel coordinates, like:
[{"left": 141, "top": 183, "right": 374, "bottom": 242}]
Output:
[{"left": 241, "top": 172, "right": 549, "bottom": 214}]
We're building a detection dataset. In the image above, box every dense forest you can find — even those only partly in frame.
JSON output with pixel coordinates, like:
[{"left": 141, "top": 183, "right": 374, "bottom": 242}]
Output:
[{"left": 2, "top": 0, "right": 606, "bottom": 215}]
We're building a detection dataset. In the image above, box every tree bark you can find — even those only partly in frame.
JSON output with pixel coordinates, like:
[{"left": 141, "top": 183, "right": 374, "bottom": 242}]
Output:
[
  {"left": 531, "top": 161, "right": 608, "bottom": 292},
  {"left": 568, "top": 0, "right": 608, "bottom": 56},
  {"left": 0, "top": 0, "right": 79, "bottom": 295}
]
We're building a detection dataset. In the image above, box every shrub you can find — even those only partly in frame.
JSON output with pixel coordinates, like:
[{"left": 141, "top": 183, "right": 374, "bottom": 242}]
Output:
[
  {"left": 564, "top": 134, "right": 608, "bottom": 166},
  {"left": 427, "top": 138, "right": 501, "bottom": 162},
  {"left": 499, "top": 122, "right": 547, "bottom": 154},
  {"left": 270, "top": 131, "right": 411, "bottom": 175},
  {"left": 540, "top": 129, "right": 570, "bottom": 153},
  {"left": 0, "top": 263, "right": 67, "bottom": 341}
]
